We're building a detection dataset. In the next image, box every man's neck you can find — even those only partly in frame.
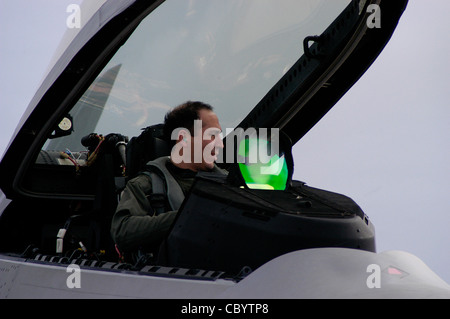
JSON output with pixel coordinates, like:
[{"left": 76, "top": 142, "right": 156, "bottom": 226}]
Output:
[{"left": 169, "top": 158, "right": 198, "bottom": 172}]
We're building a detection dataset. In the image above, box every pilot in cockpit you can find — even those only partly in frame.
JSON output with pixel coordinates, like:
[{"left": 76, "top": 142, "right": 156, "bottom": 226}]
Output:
[{"left": 110, "top": 101, "right": 226, "bottom": 257}]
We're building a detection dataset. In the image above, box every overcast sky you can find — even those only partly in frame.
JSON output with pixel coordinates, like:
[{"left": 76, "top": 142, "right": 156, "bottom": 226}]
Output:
[{"left": 0, "top": 0, "right": 449, "bottom": 285}]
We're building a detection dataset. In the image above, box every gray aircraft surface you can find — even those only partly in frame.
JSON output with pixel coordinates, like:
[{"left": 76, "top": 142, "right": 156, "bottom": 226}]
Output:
[{"left": 1, "top": 0, "right": 449, "bottom": 300}]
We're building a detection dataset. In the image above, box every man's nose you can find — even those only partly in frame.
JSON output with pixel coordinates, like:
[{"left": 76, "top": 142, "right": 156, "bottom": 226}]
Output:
[{"left": 215, "top": 137, "right": 224, "bottom": 149}]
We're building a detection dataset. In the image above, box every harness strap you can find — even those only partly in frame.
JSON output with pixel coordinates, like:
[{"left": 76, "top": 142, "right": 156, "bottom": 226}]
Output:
[{"left": 141, "top": 157, "right": 185, "bottom": 214}]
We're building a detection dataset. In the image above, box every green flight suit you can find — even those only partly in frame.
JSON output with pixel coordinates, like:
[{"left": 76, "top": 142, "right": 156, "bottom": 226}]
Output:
[{"left": 110, "top": 157, "right": 225, "bottom": 252}]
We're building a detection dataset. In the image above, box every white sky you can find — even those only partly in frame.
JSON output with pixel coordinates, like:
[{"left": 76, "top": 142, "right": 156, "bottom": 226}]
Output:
[{"left": 0, "top": 0, "right": 449, "bottom": 285}]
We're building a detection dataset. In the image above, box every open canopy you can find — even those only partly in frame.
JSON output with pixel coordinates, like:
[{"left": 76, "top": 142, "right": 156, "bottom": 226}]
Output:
[{"left": 0, "top": 0, "right": 408, "bottom": 199}]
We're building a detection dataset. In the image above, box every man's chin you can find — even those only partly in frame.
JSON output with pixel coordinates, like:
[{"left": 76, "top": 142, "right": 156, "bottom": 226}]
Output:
[
  {"left": 198, "top": 160, "right": 215, "bottom": 171},
  {"left": 205, "top": 162, "right": 215, "bottom": 171}
]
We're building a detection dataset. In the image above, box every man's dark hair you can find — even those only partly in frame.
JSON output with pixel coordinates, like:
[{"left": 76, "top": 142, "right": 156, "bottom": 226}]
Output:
[{"left": 163, "top": 101, "right": 213, "bottom": 147}]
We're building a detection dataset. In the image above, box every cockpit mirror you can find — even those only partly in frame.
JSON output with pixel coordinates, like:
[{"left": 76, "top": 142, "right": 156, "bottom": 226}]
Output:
[{"left": 49, "top": 114, "right": 74, "bottom": 139}]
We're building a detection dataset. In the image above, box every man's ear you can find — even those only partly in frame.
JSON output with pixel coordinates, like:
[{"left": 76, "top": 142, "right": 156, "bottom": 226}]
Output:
[
  {"left": 171, "top": 128, "right": 191, "bottom": 164},
  {"left": 178, "top": 129, "right": 190, "bottom": 146}
]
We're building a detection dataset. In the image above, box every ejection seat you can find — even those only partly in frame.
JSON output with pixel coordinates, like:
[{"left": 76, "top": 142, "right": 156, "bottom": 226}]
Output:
[{"left": 58, "top": 124, "right": 170, "bottom": 262}]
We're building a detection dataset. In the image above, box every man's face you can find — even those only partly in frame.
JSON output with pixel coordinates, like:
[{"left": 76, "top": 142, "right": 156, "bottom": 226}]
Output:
[
  {"left": 190, "top": 109, "right": 223, "bottom": 171},
  {"left": 171, "top": 109, "right": 223, "bottom": 171}
]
